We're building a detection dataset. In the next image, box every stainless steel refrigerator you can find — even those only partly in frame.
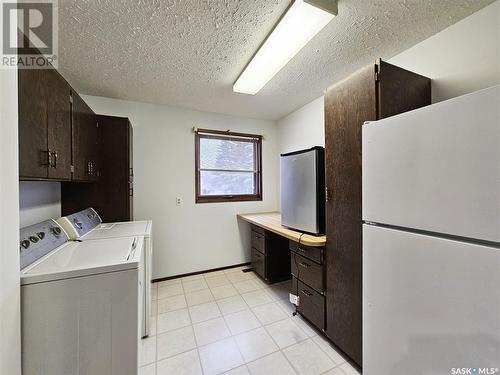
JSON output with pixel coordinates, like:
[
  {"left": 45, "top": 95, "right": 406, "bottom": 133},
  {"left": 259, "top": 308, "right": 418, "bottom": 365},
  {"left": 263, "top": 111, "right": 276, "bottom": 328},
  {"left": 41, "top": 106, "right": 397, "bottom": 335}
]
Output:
[
  {"left": 362, "top": 85, "right": 500, "bottom": 374},
  {"left": 280, "top": 147, "right": 325, "bottom": 235}
]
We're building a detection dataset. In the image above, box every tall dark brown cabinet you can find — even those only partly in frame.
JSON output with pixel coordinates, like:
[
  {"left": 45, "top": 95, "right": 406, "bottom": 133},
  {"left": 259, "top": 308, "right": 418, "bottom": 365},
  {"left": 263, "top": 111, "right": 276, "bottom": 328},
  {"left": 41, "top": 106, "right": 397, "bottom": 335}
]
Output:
[
  {"left": 62, "top": 115, "right": 133, "bottom": 222},
  {"left": 324, "top": 59, "right": 431, "bottom": 367}
]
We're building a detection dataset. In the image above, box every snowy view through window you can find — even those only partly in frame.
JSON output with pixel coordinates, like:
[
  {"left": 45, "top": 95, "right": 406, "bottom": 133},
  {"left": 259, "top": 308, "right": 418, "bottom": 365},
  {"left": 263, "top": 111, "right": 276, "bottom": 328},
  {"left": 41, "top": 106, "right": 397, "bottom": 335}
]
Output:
[{"left": 199, "top": 137, "right": 256, "bottom": 196}]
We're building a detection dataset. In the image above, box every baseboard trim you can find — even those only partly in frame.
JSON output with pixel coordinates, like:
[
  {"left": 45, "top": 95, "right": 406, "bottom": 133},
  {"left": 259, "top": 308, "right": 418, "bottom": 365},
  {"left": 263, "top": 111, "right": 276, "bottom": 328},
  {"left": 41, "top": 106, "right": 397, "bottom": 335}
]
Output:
[{"left": 152, "top": 262, "right": 252, "bottom": 283}]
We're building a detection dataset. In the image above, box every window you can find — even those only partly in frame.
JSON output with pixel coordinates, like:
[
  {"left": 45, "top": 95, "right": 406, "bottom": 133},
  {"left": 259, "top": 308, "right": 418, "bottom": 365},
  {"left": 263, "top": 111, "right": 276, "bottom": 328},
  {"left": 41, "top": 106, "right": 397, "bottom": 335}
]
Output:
[{"left": 195, "top": 128, "right": 262, "bottom": 203}]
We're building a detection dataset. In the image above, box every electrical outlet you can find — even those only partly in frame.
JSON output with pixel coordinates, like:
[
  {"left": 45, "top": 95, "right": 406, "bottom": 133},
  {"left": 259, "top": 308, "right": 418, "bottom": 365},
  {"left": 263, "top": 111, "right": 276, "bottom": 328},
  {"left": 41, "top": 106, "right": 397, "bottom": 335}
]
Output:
[
  {"left": 176, "top": 197, "right": 182, "bottom": 206},
  {"left": 289, "top": 293, "right": 299, "bottom": 306}
]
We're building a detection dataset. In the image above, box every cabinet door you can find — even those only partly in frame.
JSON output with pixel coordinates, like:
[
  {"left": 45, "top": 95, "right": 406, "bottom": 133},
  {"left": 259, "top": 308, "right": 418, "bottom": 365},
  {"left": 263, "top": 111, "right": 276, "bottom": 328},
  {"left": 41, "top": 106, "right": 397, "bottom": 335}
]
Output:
[
  {"left": 72, "top": 93, "right": 98, "bottom": 181},
  {"left": 324, "top": 64, "right": 376, "bottom": 367},
  {"left": 97, "top": 115, "right": 132, "bottom": 222},
  {"left": 18, "top": 68, "right": 48, "bottom": 179},
  {"left": 128, "top": 122, "right": 133, "bottom": 218},
  {"left": 46, "top": 69, "right": 72, "bottom": 180}
]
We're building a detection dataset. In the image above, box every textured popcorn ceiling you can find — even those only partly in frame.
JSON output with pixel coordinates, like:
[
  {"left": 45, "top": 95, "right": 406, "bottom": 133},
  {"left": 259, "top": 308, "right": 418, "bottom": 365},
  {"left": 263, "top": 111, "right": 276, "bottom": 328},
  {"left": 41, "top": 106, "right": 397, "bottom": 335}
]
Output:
[{"left": 58, "top": 0, "right": 494, "bottom": 120}]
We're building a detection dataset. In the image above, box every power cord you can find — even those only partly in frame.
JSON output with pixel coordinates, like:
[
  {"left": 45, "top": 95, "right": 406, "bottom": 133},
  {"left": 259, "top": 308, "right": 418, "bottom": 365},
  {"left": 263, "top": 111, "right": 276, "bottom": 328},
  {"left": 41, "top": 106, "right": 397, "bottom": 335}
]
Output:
[{"left": 292, "top": 233, "right": 305, "bottom": 317}]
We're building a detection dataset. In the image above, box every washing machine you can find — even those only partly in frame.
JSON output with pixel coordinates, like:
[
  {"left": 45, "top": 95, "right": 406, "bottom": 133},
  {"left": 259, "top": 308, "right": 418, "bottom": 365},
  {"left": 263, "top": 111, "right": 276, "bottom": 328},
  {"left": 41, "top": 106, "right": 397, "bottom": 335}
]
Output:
[
  {"left": 20, "top": 219, "right": 143, "bottom": 375},
  {"left": 57, "top": 207, "right": 153, "bottom": 337}
]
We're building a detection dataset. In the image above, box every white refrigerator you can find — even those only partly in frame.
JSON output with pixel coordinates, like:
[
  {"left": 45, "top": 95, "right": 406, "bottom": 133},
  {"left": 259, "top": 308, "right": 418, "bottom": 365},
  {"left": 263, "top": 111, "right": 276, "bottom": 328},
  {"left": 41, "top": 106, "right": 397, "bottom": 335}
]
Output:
[{"left": 362, "top": 85, "right": 500, "bottom": 374}]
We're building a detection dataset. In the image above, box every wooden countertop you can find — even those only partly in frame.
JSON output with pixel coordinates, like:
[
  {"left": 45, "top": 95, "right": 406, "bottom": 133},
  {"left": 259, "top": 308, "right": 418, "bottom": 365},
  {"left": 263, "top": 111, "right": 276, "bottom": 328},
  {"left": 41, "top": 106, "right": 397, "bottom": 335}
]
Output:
[{"left": 237, "top": 212, "right": 326, "bottom": 247}]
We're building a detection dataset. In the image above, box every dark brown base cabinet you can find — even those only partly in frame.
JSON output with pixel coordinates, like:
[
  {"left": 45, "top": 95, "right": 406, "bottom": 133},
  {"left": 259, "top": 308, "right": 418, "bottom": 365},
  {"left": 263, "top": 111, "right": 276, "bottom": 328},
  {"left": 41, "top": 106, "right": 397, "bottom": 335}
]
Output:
[
  {"left": 324, "top": 59, "right": 431, "bottom": 367},
  {"left": 290, "top": 242, "right": 326, "bottom": 331},
  {"left": 250, "top": 225, "right": 290, "bottom": 284},
  {"left": 62, "top": 115, "right": 133, "bottom": 222}
]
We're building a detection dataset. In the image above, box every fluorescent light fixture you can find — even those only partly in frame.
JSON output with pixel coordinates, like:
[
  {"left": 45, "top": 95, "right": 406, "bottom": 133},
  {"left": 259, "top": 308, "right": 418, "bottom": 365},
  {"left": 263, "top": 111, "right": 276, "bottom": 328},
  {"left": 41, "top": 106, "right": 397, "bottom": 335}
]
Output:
[{"left": 233, "top": 0, "right": 337, "bottom": 95}]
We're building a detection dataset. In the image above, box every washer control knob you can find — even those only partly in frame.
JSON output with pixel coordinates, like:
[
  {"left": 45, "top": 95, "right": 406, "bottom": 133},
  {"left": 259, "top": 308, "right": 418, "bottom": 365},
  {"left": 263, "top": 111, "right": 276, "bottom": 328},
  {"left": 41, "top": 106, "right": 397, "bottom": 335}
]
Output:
[
  {"left": 37, "top": 232, "right": 45, "bottom": 240},
  {"left": 73, "top": 218, "right": 83, "bottom": 229},
  {"left": 51, "top": 227, "right": 62, "bottom": 236},
  {"left": 21, "top": 239, "right": 30, "bottom": 249},
  {"left": 29, "top": 236, "right": 39, "bottom": 243}
]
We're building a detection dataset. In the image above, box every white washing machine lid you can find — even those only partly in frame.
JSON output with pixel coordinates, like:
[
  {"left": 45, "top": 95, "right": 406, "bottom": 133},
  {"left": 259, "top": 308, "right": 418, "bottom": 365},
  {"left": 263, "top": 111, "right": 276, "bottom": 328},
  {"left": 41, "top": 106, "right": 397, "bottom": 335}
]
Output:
[
  {"left": 21, "top": 236, "right": 143, "bottom": 285},
  {"left": 81, "top": 220, "right": 152, "bottom": 240}
]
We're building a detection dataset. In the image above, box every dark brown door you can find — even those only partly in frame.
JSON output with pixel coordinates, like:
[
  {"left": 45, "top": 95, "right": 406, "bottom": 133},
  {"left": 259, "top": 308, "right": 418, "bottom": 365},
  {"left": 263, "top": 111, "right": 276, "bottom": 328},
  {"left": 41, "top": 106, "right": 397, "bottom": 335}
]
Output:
[
  {"left": 72, "top": 92, "right": 98, "bottom": 181},
  {"left": 324, "top": 64, "right": 377, "bottom": 367},
  {"left": 18, "top": 68, "right": 49, "bottom": 179},
  {"left": 46, "top": 69, "right": 72, "bottom": 180},
  {"left": 98, "top": 115, "right": 132, "bottom": 222},
  {"left": 128, "top": 121, "right": 133, "bottom": 219}
]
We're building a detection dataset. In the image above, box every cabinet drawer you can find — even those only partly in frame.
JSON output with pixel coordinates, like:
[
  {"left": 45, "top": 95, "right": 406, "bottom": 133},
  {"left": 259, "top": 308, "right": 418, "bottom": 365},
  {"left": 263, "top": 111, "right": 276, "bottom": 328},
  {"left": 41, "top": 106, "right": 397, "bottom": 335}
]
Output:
[
  {"left": 251, "top": 248, "right": 265, "bottom": 280},
  {"left": 251, "top": 225, "right": 265, "bottom": 236},
  {"left": 289, "top": 241, "right": 323, "bottom": 264},
  {"left": 291, "top": 253, "right": 324, "bottom": 292},
  {"left": 251, "top": 230, "right": 266, "bottom": 253},
  {"left": 297, "top": 280, "right": 325, "bottom": 330}
]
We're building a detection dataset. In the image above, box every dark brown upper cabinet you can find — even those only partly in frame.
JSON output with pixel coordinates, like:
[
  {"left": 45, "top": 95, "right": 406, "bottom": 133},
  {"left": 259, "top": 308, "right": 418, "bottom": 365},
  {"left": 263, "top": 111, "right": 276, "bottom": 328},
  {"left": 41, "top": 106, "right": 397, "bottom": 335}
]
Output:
[
  {"left": 71, "top": 92, "right": 100, "bottom": 182},
  {"left": 18, "top": 66, "right": 72, "bottom": 180},
  {"left": 323, "top": 59, "right": 431, "bottom": 367},
  {"left": 18, "top": 68, "right": 48, "bottom": 179}
]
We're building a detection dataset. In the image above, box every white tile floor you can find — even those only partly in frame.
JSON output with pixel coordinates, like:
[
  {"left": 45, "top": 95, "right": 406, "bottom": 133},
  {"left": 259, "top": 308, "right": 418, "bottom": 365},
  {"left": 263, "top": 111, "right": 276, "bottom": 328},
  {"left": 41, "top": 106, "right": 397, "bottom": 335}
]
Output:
[{"left": 141, "top": 266, "right": 361, "bottom": 375}]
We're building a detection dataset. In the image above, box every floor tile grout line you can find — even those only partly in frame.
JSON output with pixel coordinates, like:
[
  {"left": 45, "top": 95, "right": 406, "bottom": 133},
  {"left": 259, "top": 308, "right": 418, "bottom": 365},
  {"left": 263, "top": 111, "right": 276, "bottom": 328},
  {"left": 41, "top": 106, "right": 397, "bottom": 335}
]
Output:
[
  {"left": 311, "top": 336, "right": 348, "bottom": 367},
  {"left": 233, "top": 325, "right": 280, "bottom": 365},
  {"left": 319, "top": 362, "right": 347, "bottom": 375},
  {"left": 195, "top": 346, "right": 206, "bottom": 375}
]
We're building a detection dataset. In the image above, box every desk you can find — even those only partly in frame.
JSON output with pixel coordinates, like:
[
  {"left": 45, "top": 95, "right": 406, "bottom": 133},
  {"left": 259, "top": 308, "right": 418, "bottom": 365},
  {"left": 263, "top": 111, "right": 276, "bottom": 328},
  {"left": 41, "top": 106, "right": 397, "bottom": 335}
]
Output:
[
  {"left": 237, "top": 212, "right": 326, "bottom": 247},
  {"left": 237, "top": 211, "right": 327, "bottom": 331}
]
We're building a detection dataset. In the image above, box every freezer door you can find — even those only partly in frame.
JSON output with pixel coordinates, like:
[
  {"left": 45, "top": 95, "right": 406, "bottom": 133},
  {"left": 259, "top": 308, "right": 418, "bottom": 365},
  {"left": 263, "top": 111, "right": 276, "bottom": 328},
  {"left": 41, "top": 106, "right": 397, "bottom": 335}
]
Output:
[
  {"left": 281, "top": 150, "right": 318, "bottom": 234},
  {"left": 362, "top": 86, "right": 500, "bottom": 243},
  {"left": 363, "top": 225, "right": 500, "bottom": 375}
]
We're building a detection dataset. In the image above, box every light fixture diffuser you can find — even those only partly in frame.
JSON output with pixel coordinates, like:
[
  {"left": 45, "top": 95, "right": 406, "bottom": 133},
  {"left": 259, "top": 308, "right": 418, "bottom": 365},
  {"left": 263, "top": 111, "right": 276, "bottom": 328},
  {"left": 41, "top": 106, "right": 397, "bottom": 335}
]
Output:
[{"left": 233, "top": 0, "right": 337, "bottom": 95}]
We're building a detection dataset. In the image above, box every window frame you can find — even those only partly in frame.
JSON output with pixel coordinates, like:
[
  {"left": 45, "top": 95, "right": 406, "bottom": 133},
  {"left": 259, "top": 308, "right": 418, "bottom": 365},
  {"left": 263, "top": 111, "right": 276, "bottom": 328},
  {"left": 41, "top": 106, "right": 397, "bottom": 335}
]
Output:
[{"left": 195, "top": 128, "right": 263, "bottom": 203}]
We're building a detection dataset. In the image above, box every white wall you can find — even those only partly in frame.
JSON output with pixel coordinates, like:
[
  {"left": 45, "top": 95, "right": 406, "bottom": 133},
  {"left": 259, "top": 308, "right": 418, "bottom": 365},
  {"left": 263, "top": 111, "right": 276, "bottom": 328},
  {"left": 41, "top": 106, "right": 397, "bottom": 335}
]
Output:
[
  {"left": 82, "top": 95, "right": 280, "bottom": 279},
  {"left": 277, "top": 1, "right": 500, "bottom": 152},
  {"left": 19, "top": 182, "right": 61, "bottom": 227},
  {"left": 389, "top": 0, "right": 500, "bottom": 103},
  {"left": 0, "top": 59, "right": 21, "bottom": 374},
  {"left": 277, "top": 96, "right": 324, "bottom": 154}
]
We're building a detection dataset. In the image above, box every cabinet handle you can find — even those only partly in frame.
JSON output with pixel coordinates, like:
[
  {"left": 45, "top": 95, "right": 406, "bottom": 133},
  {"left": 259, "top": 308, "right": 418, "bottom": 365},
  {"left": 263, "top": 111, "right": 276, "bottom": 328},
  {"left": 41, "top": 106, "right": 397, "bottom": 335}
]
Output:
[
  {"left": 301, "top": 289, "right": 312, "bottom": 297},
  {"left": 51, "top": 151, "right": 58, "bottom": 168},
  {"left": 90, "top": 162, "right": 93, "bottom": 175},
  {"left": 87, "top": 161, "right": 91, "bottom": 175},
  {"left": 298, "top": 262, "right": 311, "bottom": 269},
  {"left": 297, "top": 247, "right": 307, "bottom": 253}
]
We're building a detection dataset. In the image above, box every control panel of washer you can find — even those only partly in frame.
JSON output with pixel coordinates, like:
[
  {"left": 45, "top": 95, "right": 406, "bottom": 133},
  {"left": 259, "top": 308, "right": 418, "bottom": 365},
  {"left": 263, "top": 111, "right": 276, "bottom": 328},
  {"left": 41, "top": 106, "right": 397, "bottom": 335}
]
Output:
[
  {"left": 56, "top": 207, "right": 102, "bottom": 239},
  {"left": 20, "top": 219, "right": 69, "bottom": 269}
]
